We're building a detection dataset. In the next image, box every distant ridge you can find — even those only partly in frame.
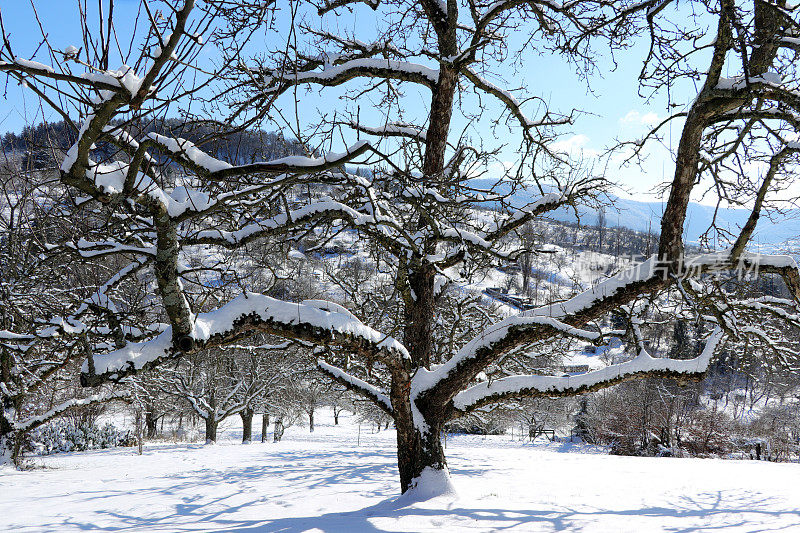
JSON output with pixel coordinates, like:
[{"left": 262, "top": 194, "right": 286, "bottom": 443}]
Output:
[{"left": 469, "top": 178, "right": 800, "bottom": 247}]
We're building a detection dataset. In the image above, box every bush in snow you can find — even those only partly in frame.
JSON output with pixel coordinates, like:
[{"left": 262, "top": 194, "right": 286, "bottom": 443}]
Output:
[
  {"left": 740, "top": 404, "right": 800, "bottom": 462},
  {"left": 445, "top": 418, "right": 505, "bottom": 436},
  {"left": 586, "top": 379, "right": 732, "bottom": 457},
  {"left": 24, "top": 421, "right": 134, "bottom": 456},
  {"left": 444, "top": 412, "right": 506, "bottom": 436}
]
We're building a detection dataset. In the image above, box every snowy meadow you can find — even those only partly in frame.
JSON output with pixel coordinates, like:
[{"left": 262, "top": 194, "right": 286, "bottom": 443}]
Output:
[{"left": 4, "top": 408, "right": 800, "bottom": 533}]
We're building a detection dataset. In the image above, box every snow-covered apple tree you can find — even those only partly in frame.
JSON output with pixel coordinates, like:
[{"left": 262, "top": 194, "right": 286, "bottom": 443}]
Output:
[
  {"left": 0, "top": 137, "right": 131, "bottom": 464},
  {"left": 155, "top": 346, "right": 271, "bottom": 443},
  {"left": 2, "top": 0, "right": 800, "bottom": 497}
]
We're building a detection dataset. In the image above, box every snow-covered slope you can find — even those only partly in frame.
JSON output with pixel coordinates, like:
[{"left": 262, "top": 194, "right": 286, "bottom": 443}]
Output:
[{"left": 2, "top": 408, "right": 799, "bottom": 532}]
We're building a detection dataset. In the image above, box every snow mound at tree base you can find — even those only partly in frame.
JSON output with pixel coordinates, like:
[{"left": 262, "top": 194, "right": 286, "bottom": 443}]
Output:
[{"left": 398, "top": 466, "right": 458, "bottom": 503}]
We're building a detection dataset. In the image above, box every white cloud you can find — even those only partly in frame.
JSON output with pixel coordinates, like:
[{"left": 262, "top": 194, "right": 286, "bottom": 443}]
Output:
[
  {"left": 640, "top": 112, "right": 660, "bottom": 126},
  {"left": 483, "top": 160, "right": 515, "bottom": 179},
  {"left": 619, "top": 110, "right": 660, "bottom": 127},
  {"left": 619, "top": 110, "right": 641, "bottom": 124},
  {"left": 467, "top": 159, "right": 516, "bottom": 180},
  {"left": 549, "top": 134, "right": 599, "bottom": 158}
]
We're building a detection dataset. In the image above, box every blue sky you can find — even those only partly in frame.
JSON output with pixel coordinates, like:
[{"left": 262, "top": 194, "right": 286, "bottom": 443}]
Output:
[{"left": 0, "top": 1, "right": 703, "bottom": 203}]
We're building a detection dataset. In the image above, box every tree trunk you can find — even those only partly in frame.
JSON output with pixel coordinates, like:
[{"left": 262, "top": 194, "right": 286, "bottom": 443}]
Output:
[
  {"left": 521, "top": 253, "right": 531, "bottom": 296},
  {"left": 135, "top": 409, "right": 144, "bottom": 455},
  {"left": 0, "top": 391, "right": 23, "bottom": 466},
  {"left": 654, "top": 0, "right": 784, "bottom": 267},
  {"left": 308, "top": 408, "right": 314, "bottom": 433},
  {"left": 1, "top": 348, "right": 20, "bottom": 466},
  {"left": 390, "top": 373, "right": 451, "bottom": 495},
  {"left": 333, "top": 407, "right": 340, "bottom": 425},
  {"left": 0, "top": 414, "right": 14, "bottom": 466},
  {"left": 404, "top": 268, "right": 436, "bottom": 370},
  {"left": 0, "top": 435, "right": 11, "bottom": 466},
  {"left": 273, "top": 417, "right": 285, "bottom": 442},
  {"left": 394, "top": 409, "right": 450, "bottom": 496},
  {"left": 261, "top": 412, "right": 269, "bottom": 443},
  {"left": 240, "top": 408, "right": 254, "bottom": 443},
  {"left": 390, "top": 34, "right": 458, "bottom": 496},
  {"left": 397, "top": 265, "right": 451, "bottom": 495},
  {"left": 145, "top": 411, "right": 158, "bottom": 439},
  {"left": 204, "top": 417, "right": 218, "bottom": 444},
  {"left": 402, "top": 61, "right": 457, "bottom": 372}
]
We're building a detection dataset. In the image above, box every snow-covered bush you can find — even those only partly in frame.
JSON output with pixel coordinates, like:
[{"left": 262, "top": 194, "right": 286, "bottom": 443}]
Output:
[
  {"left": 24, "top": 421, "right": 134, "bottom": 456},
  {"left": 445, "top": 413, "right": 506, "bottom": 436},
  {"left": 586, "top": 379, "right": 732, "bottom": 457},
  {"left": 740, "top": 404, "right": 800, "bottom": 462},
  {"left": 678, "top": 408, "right": 734, "bottom": 457}
]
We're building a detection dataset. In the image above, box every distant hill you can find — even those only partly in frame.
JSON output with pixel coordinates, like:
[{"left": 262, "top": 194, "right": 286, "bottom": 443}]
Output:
[
  {"left": 2, "top": 119, "right": 305, "bottom": 170},
  {"left": 469, "top": 178, "right": 800, "bottom": 248}
]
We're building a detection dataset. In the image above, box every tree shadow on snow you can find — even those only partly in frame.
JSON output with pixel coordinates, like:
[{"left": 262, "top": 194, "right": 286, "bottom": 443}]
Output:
[
  {"left": 49, "top": 448, "right": 487, "bottom": 532},
  {"left": 32, "top": 446, "right": 800, "bottom": 532},
  {"left": 220, "top": 489, "right": 800, "bottom": 533},
  {"left": 60, "top": 487, "right": 800, "bottom": 532}
]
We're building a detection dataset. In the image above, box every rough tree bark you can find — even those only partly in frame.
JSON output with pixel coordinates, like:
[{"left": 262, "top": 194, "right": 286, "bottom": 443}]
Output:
[
  {"left": 394, "top": 408, "right": 448, "bottom": 493},
  {"left": 240, "top": 408, "right": 254, "bottom": 443},
  {"left": 145, "top": 411, "right": 158, "bottom": 439},
  {"left": 273, "top": 417, "right": 285, "bottom": 442},
  {"left": 204, "top": 417, "right": 218, "bottom": 444},
  {"left": 0, "top": 406, "right": 15, "bottom": 465},
  {"left": 390, "top": 52, "right": 460, "bottom": 493}
]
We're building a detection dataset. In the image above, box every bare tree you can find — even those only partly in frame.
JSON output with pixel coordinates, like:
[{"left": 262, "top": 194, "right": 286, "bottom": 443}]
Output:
[
  {"left": 596, "top": 207, "right": 606, "bottom": 253},
  {"left": 0, "top": 147, "right": 129, "bottom": 464},
  {"left": 158, "top": 348, "right": 267, "bottom": 444}
]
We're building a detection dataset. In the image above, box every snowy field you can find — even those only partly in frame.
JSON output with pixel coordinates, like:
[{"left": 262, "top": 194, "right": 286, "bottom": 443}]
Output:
[{"left": 2, "top": 409, "right": 800, "bottom": 533}]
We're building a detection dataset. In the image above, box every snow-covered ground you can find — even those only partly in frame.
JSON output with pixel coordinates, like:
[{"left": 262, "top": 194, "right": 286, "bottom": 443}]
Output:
[{"left": 3, "top": 409, "right": 799, "bottom": 532}]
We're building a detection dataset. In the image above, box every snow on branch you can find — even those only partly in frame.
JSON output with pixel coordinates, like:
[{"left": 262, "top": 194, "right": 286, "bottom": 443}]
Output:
[
  {"left": 0, "top": 59, "right": 123, "bottom": 93},
  {"left": 417, "top": 251, "right": 800, "bottom": 405},
  {"left": 13, "top": 390, "right": 130, "bottom": 433},
  {"left": 65, "top": 127, "right": 371, "bottom": 220},
  {"left": 350, "top": 121, "right": 427, "bottom": 141},
  {"left": 148, "top": 133, "right": 372, "bottom": 180},
  {"left": 11, "top": 57, "right": 53, "bottom": 73},
  {"left": 317, "top": 360, "right": 393, "bottom": 414},
  {"left": 532, "top": 251, "right": 799, "bottom": 320},
  {"left": 715, "top": 72, "right": 784, "bottom": 91},
  {"left": 81, "top": 65, "right": 146, "bottom": 97},
  {"left": 413, "top": 315, "right": 601, "bottom": 396},
  {"left": 318, "top": 0, "right": 380, "bottom": 15},
  {"left": 66, "top": 238, "right": 156, "bottom": 259},
  {"left": 82, "top": 293, "right": 408, "bottom": 384},
  {"left": 451, "top": 328, "right": 725, "bottom": 413},
  {"left": 481, "top": 190, "right": 571, "bottom": 238},
  {"left": 261, "top": 58, "right": 439, "bottom": 93},
  {"left": 184, "top": 199, "right": 402, "bottom": 247},
  {"left": 3, "top": 31, "right": 179, "bottom": 101},
  {"left": 146, "top": 133, "right": 232, "bottom": 173},
  {"left": 73, "top": 259, "right": 150, "bottom": 318},
  {"left": 431, "top": 189, "right": 573, "bottom": 268},
  {"left": 439, "top": 227, "right": 492, "bottom": 250},
  {"left": 223, "top": 341, "right": 294, "bottom": 352}
]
